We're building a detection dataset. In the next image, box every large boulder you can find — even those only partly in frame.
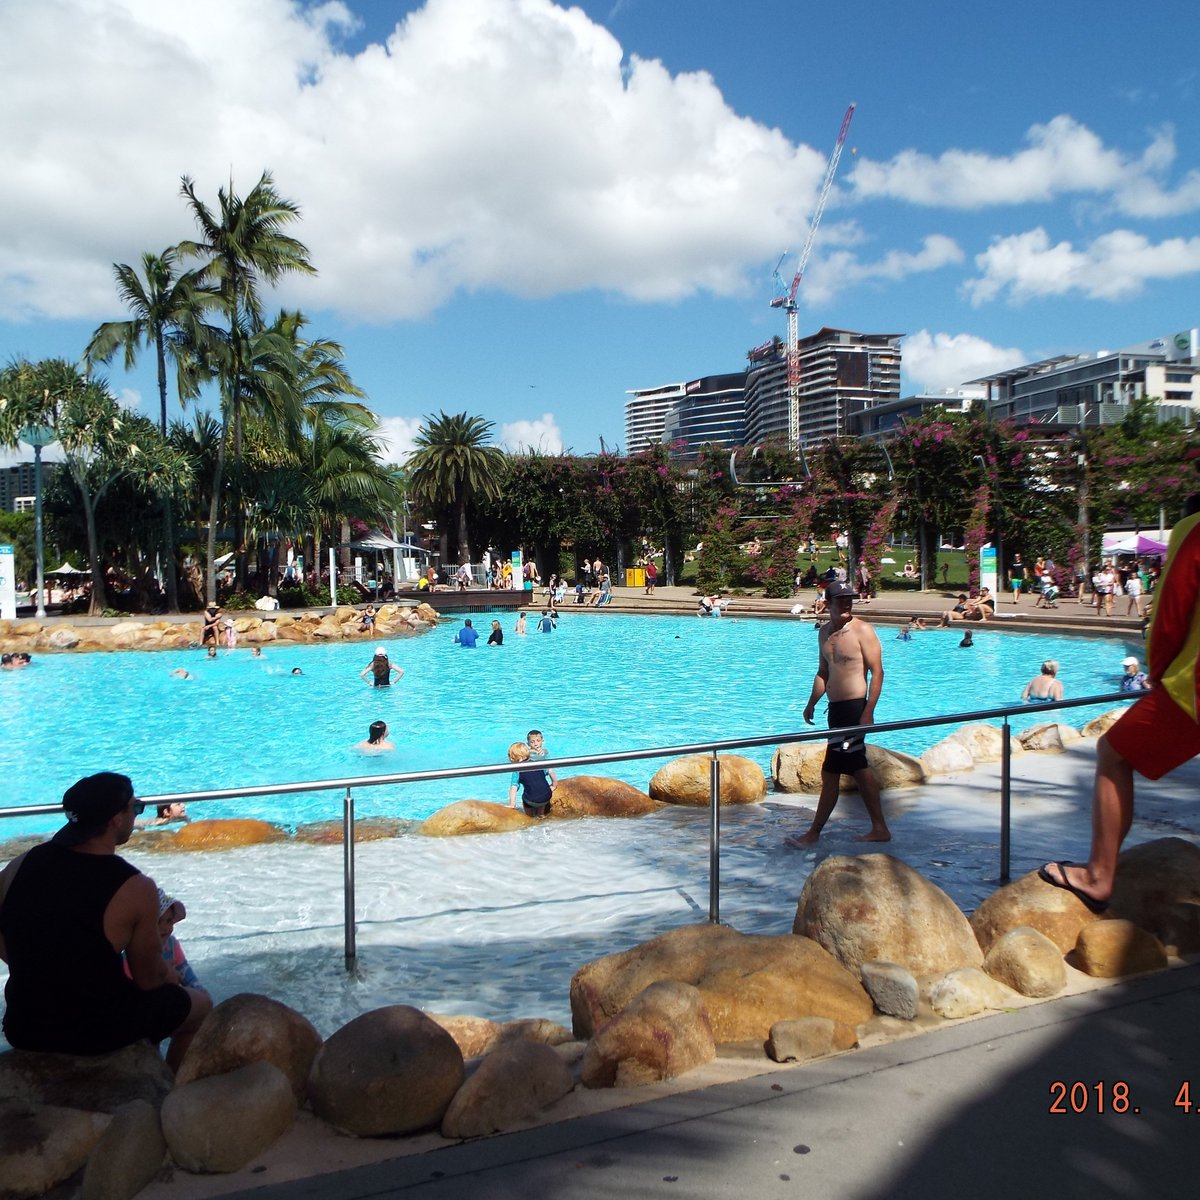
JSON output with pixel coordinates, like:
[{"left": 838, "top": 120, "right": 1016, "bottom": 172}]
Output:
[
  {"left": 0, "top": 1041, "right": 173, "bottom": 1112},
  {"left": 551, "top": 776, "right": 660, "bottom": 818},
  {"left": 441, "top": 1040, "right": 573, "bottom": 1137},
  {"left": 427, "top": 1015, "right": 502, "bottom": 1059},
  {"left": 982, "top": 926, "right": 1067, "bottom": 998},
  {"left": 417, "top": 801, "right": 535, "bottom": 837},
  {"left": 649, "top": 755, "right": 765, "bottom": 806},
  {"left": 174, "top": 993, "right": 322, "bottom": 1102},
  {"left": 945, "top": 723, "right": 1023, "bottom": 763},
  {"left": 170, "top": 819, "right": 288, "bottom": 851},
  {"left": 0, "top": 1098, "right": 110, "bottom": 1198},
  {"left": 46, "top": 626, "right": 81, "bottom": 650},
  {"left": 1108, "top": 837, "right": 1200, "bottom": 939},
  {"left": 919, "top": 736, "right": 975, "bottom": 777},
  {"left": 308, "top": 1006, "right": 465, "bottom": 1137},
  {"left": 970, "top": 869, "right": 1108, "bottom": 954},
  {"left": 928, "top": 967, "right": 1019, "bottom": 1019},
  {"left": 1080, "top": 709, "right": 1125, "bottom": 739},
  {"left": 771, "top": 744, "right": 924, "bottom": 793},
  {"left": 793, "top": 854, "right": 983, "bottom": 978},
  {"left": 1074, "top": 920, "right": 1168, "bottom": 978},
  {"left": 570, "top": 923, "right": 871, "bottom": 1043},
  {"left": 81, "top": 1099, "right": 167, "bottom": 1200},
  {"left": 765, "top": 1017, "right": 857, "bottom": 1063},
  {"left": 161, "top": 1061, "right": 296, "bottom": 1174},
  {"left": 580, "top": 981, "right": 715, "bottom": 1088},
  {"left": 1018, "top": 723, "right": 1082, "bottom": 752}
]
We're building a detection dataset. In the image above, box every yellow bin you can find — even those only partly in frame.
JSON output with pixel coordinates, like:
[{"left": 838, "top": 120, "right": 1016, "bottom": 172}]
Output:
[{"left": 625, "top": 568, "right": 646, "bottom": 588}]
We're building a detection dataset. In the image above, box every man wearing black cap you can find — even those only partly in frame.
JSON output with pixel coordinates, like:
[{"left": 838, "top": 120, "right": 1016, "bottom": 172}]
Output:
[
  {"left": 0, "top": 772, "right": 211, "bottom": 1066},
  {"left": 786, "top": 582, "right": 891, "bottom": 846}
]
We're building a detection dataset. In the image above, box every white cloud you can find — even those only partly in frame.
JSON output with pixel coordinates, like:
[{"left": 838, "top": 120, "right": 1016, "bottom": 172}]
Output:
[
  {"left": 0, "top": 0, "right": 831, "bottom": 323},
  {"left": 850, "top": 115, "right": 1200, "bottom": 218},
  {"left": 373, "top": 415, "right": 424, "bottom": 463},
  {"left": 499, "top": 413, "right": 564, "bottom": 453},
  {"left": 965, "top": 227, "right": 1200, "bottom": 305},
  {"left": 901, "top": 330, "right": 1026, "bottom": 395},
  {"left": 802, "top": 233, "right": 963, "bottom": 305}
]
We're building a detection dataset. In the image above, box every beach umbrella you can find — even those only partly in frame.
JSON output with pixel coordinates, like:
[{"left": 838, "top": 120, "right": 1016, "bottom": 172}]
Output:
[{"left": 46, "top": 561, "right": 88, "bottom": 577}]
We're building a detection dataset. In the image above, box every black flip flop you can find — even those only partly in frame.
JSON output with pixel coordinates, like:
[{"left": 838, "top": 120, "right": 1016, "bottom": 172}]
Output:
[{"left": 1037, "top": 862, "right": 1110, "bottom": 914}]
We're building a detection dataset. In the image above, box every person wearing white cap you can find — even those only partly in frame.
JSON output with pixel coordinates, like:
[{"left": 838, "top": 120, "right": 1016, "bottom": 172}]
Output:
[
  {"left": 1120, "top": 656, "right": 1150, "bottom": 692},
  {"left": 360, "top": 646, "right": 403, "bottom": 687},
  {"left": 786, "top": 581, "right": 891, "bottom": 846}
]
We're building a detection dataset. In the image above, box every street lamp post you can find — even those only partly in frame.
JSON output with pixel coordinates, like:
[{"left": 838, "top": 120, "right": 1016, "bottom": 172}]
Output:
[{"left": 19, "top": 423, "right": 56, "bottom": 619}]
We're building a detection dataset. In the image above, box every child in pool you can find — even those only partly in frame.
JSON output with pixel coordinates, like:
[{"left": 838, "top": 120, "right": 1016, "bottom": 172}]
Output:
[{"left": 507, "top": 742, "right": 553, "bottom": 818}]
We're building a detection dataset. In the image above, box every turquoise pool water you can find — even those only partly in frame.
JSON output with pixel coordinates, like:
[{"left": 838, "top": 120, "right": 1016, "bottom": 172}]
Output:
[{"left": 0, "top": 613, "right": 1139, "bottom": 836}]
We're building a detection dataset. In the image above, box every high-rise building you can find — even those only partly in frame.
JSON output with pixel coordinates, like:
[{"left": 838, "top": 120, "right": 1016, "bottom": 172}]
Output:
[
  {"left": 0, "top": 462, "right": 54, "bottom": 514},
  {"left": 625, "top": 373, "right": 746, "bottom": 456},
  {"left": 745, "top": 327, "right": 902, "bottom": 448}
]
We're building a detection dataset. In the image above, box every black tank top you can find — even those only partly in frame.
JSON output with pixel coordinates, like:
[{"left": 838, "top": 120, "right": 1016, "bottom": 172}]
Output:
[{"left": 1, "top": 840, "right": 139, "bottom": 1049}]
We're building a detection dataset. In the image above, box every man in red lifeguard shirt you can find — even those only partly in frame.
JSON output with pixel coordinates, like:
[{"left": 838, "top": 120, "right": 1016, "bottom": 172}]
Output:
[{"left": 1041, "top": 497, "right": 1200, "bottom": 912}]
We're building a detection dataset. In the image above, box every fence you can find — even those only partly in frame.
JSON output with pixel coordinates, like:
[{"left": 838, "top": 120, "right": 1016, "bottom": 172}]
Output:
[{"left": 0, "top": 691, "right": 1132, "bottom": 971}]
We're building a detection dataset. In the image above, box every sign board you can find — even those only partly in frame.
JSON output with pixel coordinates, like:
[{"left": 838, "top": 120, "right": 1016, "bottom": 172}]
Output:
[
  {"left": 979, "top": 543, "right": 998, "bottom": 598},
  {"left": 0, "top": 545, "right": 14, "bottom": 621},
  {"left": 510, "top": 550, "right": 523, "bottom": 591}
]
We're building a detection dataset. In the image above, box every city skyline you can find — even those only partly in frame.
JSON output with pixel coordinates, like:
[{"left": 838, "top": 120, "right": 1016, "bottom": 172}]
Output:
[{"left": 2, "top": 0, "right": 1198, "bottom": 468}]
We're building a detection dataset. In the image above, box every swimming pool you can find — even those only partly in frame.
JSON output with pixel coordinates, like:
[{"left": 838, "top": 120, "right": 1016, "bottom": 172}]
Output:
[{"left": 0, "top": 613, "right": 1139, "bottom": 838}]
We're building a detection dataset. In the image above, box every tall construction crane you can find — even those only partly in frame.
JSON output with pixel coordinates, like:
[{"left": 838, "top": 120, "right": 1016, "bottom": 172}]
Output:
[{"left": 771, "top": 102, "right": 855, "bottom": 450}]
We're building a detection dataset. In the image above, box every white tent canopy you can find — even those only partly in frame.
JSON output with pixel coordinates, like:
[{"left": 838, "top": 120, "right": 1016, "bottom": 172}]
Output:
[
  {"left": 47, "top": 561, "right": 88, "bottom": 576},
  {"left": 1101, "top": 533, "right": 1168, "bottom": 557}
]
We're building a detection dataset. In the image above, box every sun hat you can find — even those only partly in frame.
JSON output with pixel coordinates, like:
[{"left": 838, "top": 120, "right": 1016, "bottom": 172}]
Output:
[
  {"left": 826, "top": 581, "right": 860, "bottom": 600},
  {"left": 374, "top": 646, "right": 387, "bottom": 656},
  {"left": 54, "top": 772, "right": 140, "bottom": 846},
  {"left": 1121, "top": 656, "right": 1139, "bottom": 667},
  {"left": 156, "top": 887, "right": 186, "bottom": 921}
]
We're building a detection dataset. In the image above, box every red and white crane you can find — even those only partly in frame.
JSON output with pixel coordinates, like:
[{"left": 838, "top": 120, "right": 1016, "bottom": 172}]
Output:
[{"left": 770, "top": 102, "right": 855, "bottom": 449}]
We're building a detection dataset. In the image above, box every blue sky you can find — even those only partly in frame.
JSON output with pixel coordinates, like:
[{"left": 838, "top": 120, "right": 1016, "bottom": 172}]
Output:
[{"left": 2, "top": 0, "right": 1198, "bottom": 465}]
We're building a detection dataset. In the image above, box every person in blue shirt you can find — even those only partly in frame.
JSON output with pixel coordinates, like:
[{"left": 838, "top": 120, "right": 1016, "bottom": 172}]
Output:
[
  {"left": 453, "top": 619, "right": 479, "bottom": 647},
  {"left": 895, "top": 623, "right": 912, "bottom": 641},
  {"left": 537, "top": 610, "right": 556, "bottom": 633},
  {"left": 507, "top": 742, "right": 552, "bottom": 817},
  {"left": 1119, "top": 656, "right": 1150, "bottom": 692}
]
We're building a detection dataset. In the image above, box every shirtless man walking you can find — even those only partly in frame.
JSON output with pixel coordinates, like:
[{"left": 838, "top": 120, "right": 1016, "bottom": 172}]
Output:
[{"left": 786, "top": 581, "right": 891, "bottom": 845}]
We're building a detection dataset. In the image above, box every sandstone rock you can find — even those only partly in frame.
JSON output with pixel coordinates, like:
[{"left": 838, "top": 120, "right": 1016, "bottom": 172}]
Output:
[
  {"left": 793, "top": 854, "right": 983, "bottom": 978},
  {"left": 1108, "top": 837, "right": 1200, "bottom": 938},
  {"left": 946, "top": 723, "right": 1023, "bottom": 762},
  {"left": 1150, "top": 904, "right": 1200, "bottom": 958},
  {"left": 1080, "top": 709, "right": 1126, "bottom": 738},
  {"left": 570, "top": 923, "right": 871, "bottom": 1043},
  {"left": 551, "top": 776, "right": 660, "bottom": 818},
  {"left": 309, "top": 1006, "right": 465, "bottom": 1137},
  {"left": 170, "top": 819, "right": 288, "bottom": 851},
  {"left": 970, "top": 870, "right": 1108, "bottom": 955},
  {"left": 441, "top": 1040, "right": 573, "bottom": 1137},
  {"left": 311, "top": 616, "right": 345, "bottom": 639},
  {"left": 415, "top": 602, "right": 439, "bottom": 623},
  {"left": 0, "top": 1041, "right": 174, "bottom": 1112},
  {"left": 0, "top": 1098, "right": 110, "bottom": 1197},
  {"left": 428, "top": 1015, "right": 501, "bottom": 1058},
  {"left": 766, "top": 1017, "right": 857, "bottom": 1063},
  {"left": 175, "top": 993, "right": 322, "bottom": 1102},
  {"left": 982, "top": 926, "right": 1066, "bottom": 998},
  {"left": 928, "top": 967, "right": 1018, "bottom": 1018},
  {"left": 162, "top": 1061, "right": 295, "bottom": 1174},
  {"left": 1074, "top": 920, "right": 1168, "bottom": 978},
  {"left": 293, "top": 818, "right": 409, "bottom": 844},
  {"left": 495, "top": 1018, "right": 574, "bottom": 1047},
  {"left": 46, "top": 627, "right": 81, "bottom": 649},
  {"left": 920, "top": 737, "right": 975, "bottom": 777},
  {"left": 1017, "top": 723, "right": 1082, "bottom": 752},
  {"left": 859, "top": 961, "right": 919, "bottom": 1020},
  {"left": 648, "top": 754, "right": 766, "bottom": 806},
  {"left": 417, "top": 800, "right": 535, "bottom": 837},
  {"left": 771, "top": 744, "right": 924, "bottom": 793},
  {"left": 581, "top": 981, "right": 716, "bottom": 1088},
  {"left": 81, "top": 1099, "right": 166, "bottom": 1200}
]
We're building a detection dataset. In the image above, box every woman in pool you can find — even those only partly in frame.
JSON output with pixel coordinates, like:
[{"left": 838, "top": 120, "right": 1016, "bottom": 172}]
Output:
[
  {"left": 1022, "top": 660, "right": 1063, "bottom": 703},
  {"left": 360, "top": 647, "right": 403, "bottom": 687},
  {"left": 355, "top": 721, "right": 395, "bottom": 752}
]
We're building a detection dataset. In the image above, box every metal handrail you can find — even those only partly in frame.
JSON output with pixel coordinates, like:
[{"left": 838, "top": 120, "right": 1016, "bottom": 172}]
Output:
[{"left": 1, "top": 690, "right": 1134, "bottom": 971}]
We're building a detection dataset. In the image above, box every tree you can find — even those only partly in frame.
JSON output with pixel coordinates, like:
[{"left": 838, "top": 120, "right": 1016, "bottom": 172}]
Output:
[
  {"left": 178, "top": 171, "right": 316, "bottom": 600},
  {"left": 0, "top": 359, "right": 190, "bottom": 613},
  {"left": 408, "top": 412, "right": 505, "bottom": 564},
  {"left": 84, "top": 248, "right": 214, "bottom": 611}
]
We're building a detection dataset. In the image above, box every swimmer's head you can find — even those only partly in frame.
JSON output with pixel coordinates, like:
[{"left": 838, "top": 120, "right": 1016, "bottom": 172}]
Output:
[
  {"left": 368, "top": 720, "right": 388, "bottom": 744},
  {"left": 508, "top": 741, "right": 531, "bottom": 764},
  {"left": 1041, "top": 660, "right": 1059, "bottom": 676},
  {"left": 291, "top": 667, "right": 303, "bottom": 675},
  {"left": 374, "top": 646, "right": 387, "bottom": 658}
]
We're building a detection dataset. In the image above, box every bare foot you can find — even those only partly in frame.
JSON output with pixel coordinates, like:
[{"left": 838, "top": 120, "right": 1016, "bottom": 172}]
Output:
[
  {"left": 859, "top": 829, "right": 892, "bottom": 842},
  {"left": 784, "top": 831, "right": 819, "bottom": 847}
]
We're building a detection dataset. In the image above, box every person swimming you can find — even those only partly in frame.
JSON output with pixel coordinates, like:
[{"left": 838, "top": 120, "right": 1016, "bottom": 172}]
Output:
[{"left": 355, "top": 720, "right": 395, "bottom": 752}]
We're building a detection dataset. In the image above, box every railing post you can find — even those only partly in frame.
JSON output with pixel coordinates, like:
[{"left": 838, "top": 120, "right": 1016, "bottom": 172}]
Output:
[
  {"left": 343, "top": 786, "right": 357, "bottom": 972},
  {"left": 999, "top": 717, "right": 1011, "bottom": 883},
  {"left": 708, "top": 751, "right": 721, "bottom": 923}
]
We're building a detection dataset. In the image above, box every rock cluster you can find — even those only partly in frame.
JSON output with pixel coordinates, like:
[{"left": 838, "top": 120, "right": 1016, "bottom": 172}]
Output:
[{"left": 4, "top": 835, "right": 1197, "bottom": 1197}]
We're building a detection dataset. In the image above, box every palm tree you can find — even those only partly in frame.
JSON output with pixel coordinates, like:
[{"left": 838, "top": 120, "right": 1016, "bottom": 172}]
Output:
[
  {"left": 408, "top": 412, "right": 505, "bottom": 564},
  {"left": 84, "top": 248, "right": 214, "bottom": 611},
  {"left": 178, "top": 171, "right": 316, "bottom": 599}
]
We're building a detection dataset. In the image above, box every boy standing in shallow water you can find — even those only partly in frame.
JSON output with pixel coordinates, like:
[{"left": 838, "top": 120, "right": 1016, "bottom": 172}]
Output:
[
  {"left": 507, "top": 742, "right": 553, "bottom": 817},
  {"left": 527, "top": 729, "right": 557, "bottom": 790}
]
